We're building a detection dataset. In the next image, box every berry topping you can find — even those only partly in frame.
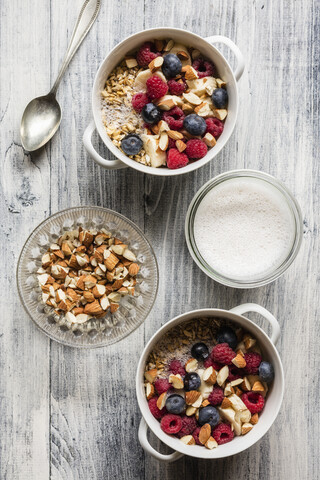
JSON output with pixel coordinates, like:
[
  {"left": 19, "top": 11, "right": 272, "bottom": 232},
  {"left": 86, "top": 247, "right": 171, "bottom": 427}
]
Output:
[
  {"left": 212, "top": 88, "right": 228, "bottom": 109},
  {"left": 259, "top": 361, "right": 274, "bottom": 383},
  {"left": 192, "top": 427, "right": 202, "bottom": 445},
  {"left": 217, "top": 326, "right": 238, "bottom": 350},
  {"left": 183, "top": 113, "right": 207, "bottom": 136},
  {"left": 176, "top": 415, "right": 197, "bottom": 437},
  {"left": 154, "top": 378, "right": 172, "bottom": 395},
  {"left": 165, "top": 394, "right": 186, "bottom": 414},
  {"left": 146, "top": 75, "right": 168, "bottom": 100},
  {"left": 228, "top": 365, "right": 244, "bottom": 381},
  {"left": 192, "top": 58, "right": 216, "bottom": 78},
  {"left": 212, "top": 423, "right": 234, "bottom": 445},
  {"left": 198, "top": 405, "right": 220, "bottom": 428},
  {"left": 185, "top": 139, "right": 208, "bottom": 160},
  {"left": 208, "top": 387, "right": 224, "bottom": 406},
  {"left": 167, "top": 78, "right": 187, "bottom": 95},
  {"left": 121, "top": 134, "right": 143, "bottom": 155},
  {"left": 166, "top": 148, "right": 189, "bottom": 169},
  {"left": 141, "top": 103, "right": 162, "bottom": 124},
  {"left": 148, "top": 397, "right": 167, "bottom": 419},
  {"left": 169, "top": 359, "right": 186, "bottom": 377},
  {"left": 244, "top": 352, "right": 262, "bottom": 374},
  {"left": 211, "top": 343, "right": 236, "bottom": 365},
  {"left": 241, "top": 392, "right": 265, "bottom": 413},
  {"left": 160, "top": 414, "right": 182, "bottom": 434},
  {"left": 204, "top": 357, "right": 222, "bottom": 370},
  {"left": 184, "top": 372, "right": 201, "bottom": 391},
  {"left": 136, "top": 42, "right": 161, "bottom": 67},
  {"left": 191, "top": 342, "right": 209, "bottom": 361},
  {"left": 131, "top": 92, "right": 149, "bottom": 113},
  {"left": 162, "top": 107, "right": 185, "bottom": 130},
  {"left": 162, "top": 53, "right": 182, "bottom": 78},
  {"left": 205, "top": 117, "right": 224, "bottom": 138}
]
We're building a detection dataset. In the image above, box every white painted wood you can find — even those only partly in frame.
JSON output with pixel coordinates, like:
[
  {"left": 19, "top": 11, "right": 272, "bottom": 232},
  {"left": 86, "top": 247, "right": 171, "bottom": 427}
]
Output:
[{"left": 0, "top": 0, "right": 319, "bottom": 479}]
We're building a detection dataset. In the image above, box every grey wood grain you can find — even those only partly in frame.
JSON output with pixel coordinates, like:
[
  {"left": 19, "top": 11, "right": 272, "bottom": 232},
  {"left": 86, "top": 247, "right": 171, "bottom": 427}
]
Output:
[{"left": 0, "top": 0, "right": 319, "bottom": 479}]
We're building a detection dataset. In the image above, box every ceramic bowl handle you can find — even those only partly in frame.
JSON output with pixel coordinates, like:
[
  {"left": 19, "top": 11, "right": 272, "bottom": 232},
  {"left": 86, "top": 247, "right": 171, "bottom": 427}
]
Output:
[
  {"left": 229, "top": 303, "right": 280, "bottom": 345},
  {"left": 138, "top": 418, "right": 184, "bottom": 462},
  {"left": 83, "top": 120, "right": 127, "bottom": 170},
  {"left": 205, "top": 35, "right": 245, "bottom": 81}
]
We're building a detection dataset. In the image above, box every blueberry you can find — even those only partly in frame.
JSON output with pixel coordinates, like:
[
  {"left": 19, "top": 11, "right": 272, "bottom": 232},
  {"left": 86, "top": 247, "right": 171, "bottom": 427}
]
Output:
[
  {"left": 191, "top": 342, "right": 209, "bottom": 361},
  {"left": 259, "top": 361, "right": 274, "bottom": 383},
  {"left": 165, "top": 394, "right": 186, "bottom": 414},
  {"left": 184, "top": 372, "right": 201, "bottom": 391},
  {"left": 141, "top": 103, "right": 162, "bottom": 124},
  {"left": 216, "top": 326, "right": 238, "bottom": 350},
  {"left": 120, "top": 134, "right": 143, "bottom": 155},
  {"left": 183, "top": 114, "right": 207, "bottom": 136},
  {"left": 211, "top": 88, "right": 228, "bottom": 109},
  {"left": 162, "top": 54, "right": 182, "bottom": 78},
  {"left": 198, "top": 406, "right": 220, "bottom": 427}
]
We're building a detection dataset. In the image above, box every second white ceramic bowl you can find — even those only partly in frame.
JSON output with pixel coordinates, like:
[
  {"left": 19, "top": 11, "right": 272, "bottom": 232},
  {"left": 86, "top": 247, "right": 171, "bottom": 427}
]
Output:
[
  {"left": 136, "top": 303, "right": 284, "bottom": 462},
  {"left": 83, "top": 27, "right": 244, "bottom": 176}
]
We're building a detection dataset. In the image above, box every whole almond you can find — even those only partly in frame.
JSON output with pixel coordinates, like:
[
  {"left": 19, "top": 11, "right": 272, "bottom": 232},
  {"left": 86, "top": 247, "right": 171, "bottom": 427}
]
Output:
[
  {"left": 176, "top": 140, "right": 187, "bottom": 152},
  {"left": 128, "top": 263, "right": 140, "bottom": 276},
  {"left": 157, "top": 392, "right": 167, "bottom": 410}
]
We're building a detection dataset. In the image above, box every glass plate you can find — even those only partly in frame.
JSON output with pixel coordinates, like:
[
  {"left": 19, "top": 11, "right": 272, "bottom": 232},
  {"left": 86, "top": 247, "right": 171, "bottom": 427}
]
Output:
[{"left": 16, "top": 206, "right": 158, "bottom": 347}]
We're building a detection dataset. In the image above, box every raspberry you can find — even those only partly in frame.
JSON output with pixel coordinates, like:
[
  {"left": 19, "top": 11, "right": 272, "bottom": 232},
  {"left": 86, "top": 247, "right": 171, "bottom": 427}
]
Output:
[
  {"left": 241, "top": 392, "right": 265, "bottom": 413},
  {"left": 167, "top": 149, "right": 189, "bottom": 169},
  {"left": 167, "top": 138, "right": 176, "bottom": 150},
  {"left": 212, "top": 423, "right": 234, "bottom": 445},
  {"left": 211, "top": 343, "right": 235, "bottom": 365},
  {"left": 160, "top": 414, "right": 182, "bottom": 434},
  {"left": 136, "top": 42, "right": 161, "bottom": 67},
  {"left": 228, "top": 365, "right": 245, "bottom": 381},
  {"left": 169, "top": 359, "right": 186, "bottom": 377},
  {"left": 162, "top": 107, "right": 185, "bottom": 130},
  {"left": 146, "top": 75, "right": 168, "bottom": 100},
  {"left": 148, "top": 397, "right": 167, "bottom": 419},
  {"left": 185, "top": 139, "right": 208, "bottom": 160},
  {"left": 154, "top": 378, "right": 171, "bottom": 395},
  {"left": 131, "top": 92, "right": 149, "bottom": 113},
  {"left": 204, "top": 357, "right": 222, "bottom": 370},
  {"left": 206, "top": 117, "right": 224, "bottom": 138},
  {"left": 167, "top": 78, "right": 187, "bottom": 95},
  {"left": 176, "top": 415, "right": 197, "bottom": 437},
  {"left": 244, "top": 352, "right": 262, "bottom": 374},
  {"left": 192, "top": 58, "right": 216, "bottom": 78},
  {"left": 208, "top": 387, "right": 224, "bottom": 406},
  {"left": 192, "top": 427, "right": 202, "bottom": 445}
]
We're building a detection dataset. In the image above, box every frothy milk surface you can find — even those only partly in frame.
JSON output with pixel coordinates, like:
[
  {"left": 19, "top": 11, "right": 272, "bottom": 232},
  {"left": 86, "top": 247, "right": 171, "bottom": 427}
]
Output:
[{"left": 194, "top": 177, "right": 296, "bottom": 280}]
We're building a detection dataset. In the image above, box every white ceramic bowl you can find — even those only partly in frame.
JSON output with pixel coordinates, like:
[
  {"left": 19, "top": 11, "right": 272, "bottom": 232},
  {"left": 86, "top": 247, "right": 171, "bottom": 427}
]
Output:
[
  {"left": 136, "top": 303, "right": 284, "bottom": 462},
  {"left": 83, "top": 27, "right": 245, "bottom": 176}
]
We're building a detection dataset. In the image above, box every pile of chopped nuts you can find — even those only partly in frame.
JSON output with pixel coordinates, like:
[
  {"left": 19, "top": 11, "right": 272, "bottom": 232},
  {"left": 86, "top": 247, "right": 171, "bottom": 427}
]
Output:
[{"left": 37, "top": 227, "right": 139, "bottom": 324}]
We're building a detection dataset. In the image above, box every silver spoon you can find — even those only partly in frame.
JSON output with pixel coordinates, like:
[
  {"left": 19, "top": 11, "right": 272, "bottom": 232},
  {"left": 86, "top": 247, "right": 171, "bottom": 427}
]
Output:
[{"left": 20, "top": 0, "right": 101, "bottom": 152}]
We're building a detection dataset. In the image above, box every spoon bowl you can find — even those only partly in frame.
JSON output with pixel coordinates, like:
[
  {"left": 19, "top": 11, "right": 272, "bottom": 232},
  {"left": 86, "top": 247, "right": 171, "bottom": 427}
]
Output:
[{"left": 20, "top": 93, "right": 61, "bottom": 151}]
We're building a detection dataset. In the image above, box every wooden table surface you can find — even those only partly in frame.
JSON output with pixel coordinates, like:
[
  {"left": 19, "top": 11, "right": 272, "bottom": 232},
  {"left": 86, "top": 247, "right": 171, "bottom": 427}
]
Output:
[{"left": 1, "top": 0, "right": 319, "bottom": 478}]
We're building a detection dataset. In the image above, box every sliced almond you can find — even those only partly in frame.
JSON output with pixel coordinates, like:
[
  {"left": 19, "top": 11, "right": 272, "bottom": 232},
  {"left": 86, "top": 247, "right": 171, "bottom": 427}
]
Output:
[
  {"left": 92, "top": 284, "right": 106, "bottom": 298},
  {"left": 244, "top": 335, "right": 256, "bottom": 350},
  {"left": 123, "top": 248, "right": 136, "bottom": 262},
  {"left": 84, "top": 274, "right": 97, "bottom": 289},
  {"left": 144, "top": 369, "right": 158, "bottom": 383},
  {"left": 155, "top": 39, "right": 164, "bottom": 51},
  {"left": 199, "top": 423, "right": 211, "bottom": 445},
  {"left": 157, "top": 98, "right": 176, "bottom": 110},
  {"left": 176, "top": 50, "right": 189, "bottom": 60},
  {"left": 168, "top": 373, "right": 184, "bottom": 390},
  {"left": 167, "top": 130, "right": 184, "bottom": 140},
  {"left": 156, "top": 392, "right": 167, "bottom": 410},
  {"left": 74, "top": 313, "right": 90, "bottom": 324},
  {"left": 216, "top": 78, "right": 226, "bottom": 88},
  {"left": 83, "top": 291, "right": 95, "bottom": 303},
  {"left": 252, "top": 381, "right": 265, "bottom": 393},
  {"left": 182, "top": 103, "right": 194, "bottom": 114},
  {"left": 182, "top": 65, "right": 199, "bottom": 80},
  {"left": 186, "top": 406, "right": 197, "bottom": 416},
  {"left": 185, "top": 390, "right": 201, "bottom": 406},
  {"left": 110, "top": 302, "right": 119, "bottom": 314},
  {"left": 176, "top": 139, "right": 186, "bottom": 152},
  {"left": 224, "top": 383, "right": 235, "bottom": 396},
  {"left": 84, "top": 300, "right": 103, "bottom": 315},
  {"left": 242, "top": 423, "right": 253, "bottom": 435},
  {"left": 230, "top": 378, "right": 244, "bottom": 387},
  {"left": 158, "top": 120, "right": 170, "bottom": 133},
  {"left": 203, "top": 132, "right": 217, "bottom": 147},
  {"left": 242, "top": 377, "right": 251, "bottom": 392},
  {"left": 104, "top": 251, "right": 119, "bottom": 271},
  {"left": 100, "top": 295, "right": 110, "bottom": 311},
  {"left": 221, "top": 397, "right": 233, "bottom": 409},
  {"left": 185, "top": 358, "right": 198, "bottom": 373},
  {"left": 148, "top": 56, "right": 164, "bottom": 72},
  {"left": 159, "top": 132, "right": 169, "bottom": 151},
  {"left": 164, "top": 39, "right": 174, "bottom": 51},
  {"left": 146, "top": 383, "right": 155, "bottom": 400},
  {"left": 234, "top": 387, "right": 243, "bottom": 397},
  {"left": 217, "top": 365, "right": 229, "bottom": 386},
  {"left": 111, "top": 244, "right": 126, "bottom": 256},
  {"left": 202, "top": 366, "right": 217, "bottom": 385},
  {"left": 250, "top": 413, "right": 259, "bottom": 425},
  {"left": 180, "top": 435, "right": 195, "bottom": 446},
  {"left": 183, "top": 92, "right": 202, "bottom": 106},
  {"left": 125, "top": 57, "right": 138, "bottom": 68},
  {"left": 227, "top": 394, "right": 248, "bottom": 412},
  {"left": 232, "top": 354, "right": 247, "bottom": 369},
  {"left": 213, "top": 109, "right": 228, "bottom": 121},
  {"left": 205, "top": 436, "right": 218, "bottom": 450}
]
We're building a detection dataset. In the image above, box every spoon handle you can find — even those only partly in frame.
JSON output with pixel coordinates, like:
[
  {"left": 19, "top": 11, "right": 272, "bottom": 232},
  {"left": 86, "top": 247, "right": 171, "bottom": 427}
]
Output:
[{"left": 50, "top": 0, "right": 101, "bottom": 94}]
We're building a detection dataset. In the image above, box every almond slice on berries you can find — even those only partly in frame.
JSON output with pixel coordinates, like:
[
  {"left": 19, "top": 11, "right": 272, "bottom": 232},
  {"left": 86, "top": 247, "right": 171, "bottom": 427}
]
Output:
[
  {"left": 205, "top": 436, "right": 218, "bottom": 450},
  {"left": 224, "top": 383, "right": 235, "bottom": 397},
  {"left": 230, "top": 378, "right": 244, "bottom": 387},
  {"left": 182, "top": 65, "right": 199, "bottom": 80},
  {"left": 242, "top": 423, "right": 253, "bottom": 435},
  {"left": 185, "top": 358, "right": 198, "bottom": 373},
  {"left": 217, "top": 365, "right": 229, "bottom": 386},
  {"left": 250, "top": 413, "right": 259, "bottom": 425},
  {"left": 199, "top": 424, "right": 211, "bottom": 445},
  {"left": 144, "top": 369, "right": 158, "bottom": 383},
  {"left": 232, "top": 354, "right": 247, "bottom": 369},
  {"left": 157, "top": 98, "right": 176, "bottom": 110},
  {"left": 159, "top": 133, "right": 169, "bottom": 151},
  {"left": 180, "top": 435, "right": 195, "bottom": 445},
  {"left": 201, "top": 399, "right": 210, "bottom": 407},
  {"left": 158, "top": 120, "right": 170, "bottom": 133},
  {"left": 221, "top": 397, "right": 233, "bottom": 409},
  {"left": 164, "top": 39, "right": 174, "bottom": 51},
  {"left": 244, "top": 335, "right": 257, "bottom": 350},
  {"left": 156, "top": 392, "right": 167, "bottom": 410},
  {"left": 186, "top": 406, "right": 197, "bottom": 416},
  {"left": 183, "top": 92, "right": 202, "bottom": 106},
  {"left": 202, "top": 366, "right": 217, "bottom": 385},
  {"left": 203, "top": 132, "right": 217, "bottom": 147},
  {"left": 252, "top": 381, "right": 265, "bottom": 393},
  {"left": 213, "top": 108, "right": 228, "bottom": 121},
  {"left": 148, "top": 56, "right": 164, "bottom": 73},
  {"left": 146, "top": 383, "right": 155, "bottom": 400},
  {"left": 125, "top": 57, "right": 138, "bottom": 68},
  {"left": 176, "top": 140, "right": 187, "bottom": 152},
  {"left": 168, "top": 373, "right": 184, "bottom": 389},
  {"left": 242, "top": 377, "right": 252, "bottom": 392}
]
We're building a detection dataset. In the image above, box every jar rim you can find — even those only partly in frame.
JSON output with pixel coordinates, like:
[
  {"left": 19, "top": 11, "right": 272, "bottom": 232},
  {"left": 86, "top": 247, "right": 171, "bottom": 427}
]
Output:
[{"left": 185, "top": 169, "right": 303, "bottom": 288}]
